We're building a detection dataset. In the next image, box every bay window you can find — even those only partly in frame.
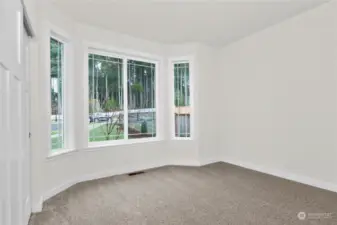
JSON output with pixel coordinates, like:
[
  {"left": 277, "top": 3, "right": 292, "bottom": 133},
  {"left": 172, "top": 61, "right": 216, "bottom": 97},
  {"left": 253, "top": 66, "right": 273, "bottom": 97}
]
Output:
[{"left": 88, "top": 52, "right": 157, "bottom": 144}]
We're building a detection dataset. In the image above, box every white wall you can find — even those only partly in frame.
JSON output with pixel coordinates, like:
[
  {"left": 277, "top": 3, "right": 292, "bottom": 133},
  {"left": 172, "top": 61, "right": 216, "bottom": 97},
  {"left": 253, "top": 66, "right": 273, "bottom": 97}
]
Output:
[
  {"left": 196, "top": 45, "right": 223, "bottom": 164},
  {"left": 219, "top": 1, "right": 337, "bottom": 190},
  {"left": 30, "top": 1, "right": 218, "bottom": 211}
]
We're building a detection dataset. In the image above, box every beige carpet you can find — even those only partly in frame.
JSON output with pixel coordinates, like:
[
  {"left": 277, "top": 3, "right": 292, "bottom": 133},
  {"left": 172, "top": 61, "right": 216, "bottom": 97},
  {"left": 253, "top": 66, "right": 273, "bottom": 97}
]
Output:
[{"left": 29, "top": 163, "right": 337, "bottom": 225}]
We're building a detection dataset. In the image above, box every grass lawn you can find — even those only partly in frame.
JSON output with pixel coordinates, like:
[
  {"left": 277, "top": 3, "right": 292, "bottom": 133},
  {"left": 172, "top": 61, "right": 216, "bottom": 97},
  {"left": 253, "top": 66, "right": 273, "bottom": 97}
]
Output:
[
  {"left": 51, "top": 120, "right": 156, "bottom": 150},
  {"left": 89, "top": 125, "right": 123, "bottom": 142},
  {"left": 51, "top": 136, "right": 63, "bottom": 150}
]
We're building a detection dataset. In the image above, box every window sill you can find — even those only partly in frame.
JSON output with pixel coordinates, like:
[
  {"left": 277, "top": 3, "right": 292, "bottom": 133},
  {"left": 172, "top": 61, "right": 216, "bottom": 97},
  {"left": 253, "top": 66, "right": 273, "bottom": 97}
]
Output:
[
  {"left": 173, "top": 137, "right": 193, "bottom": 141},
  {"left": 86, "top": 137, "right": 162, "bottom": 150},
  {"left": 47, "top": 148, "right": 77, "bottom": 159},
  {"left": 46, "top": 138, "right": 162, "bottom": 159}
]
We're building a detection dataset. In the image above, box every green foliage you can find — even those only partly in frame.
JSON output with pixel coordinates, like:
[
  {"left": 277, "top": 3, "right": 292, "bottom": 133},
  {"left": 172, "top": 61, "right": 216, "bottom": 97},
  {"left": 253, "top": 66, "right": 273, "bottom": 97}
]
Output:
[
  {"left": 89, "top": 125, "right": 122, "bottom": 142},
  {"left": 174, "top": 64, "right": 190, "bottom": 107},
  {"left": 102, "top": 98, "right": 118, "bottom": 112},
  {"left": 88, "top": 99, "right": 101, "bottom": 113},
  {"left": 50, "top": 38, "right": 63, "bottom": 78},
  {"left": 131, "top": 83, "right": 144, "bottom": 93},
  {"left": 88, "top": 56, "right": 156, "bottom": 111},
  {"left": 175, "top": 91, "right": 186, "bottom": 107},
  {"left": 50, "top": 38, "right": 64, "bottom": 115},
  {"left": 128, "top": 60, "right": 155, "bottom": 109},
  {"left": 88, "top": 54, "right": 123, "bottom": 112},
  {"left": 50, "top": 89, "right": 58, "bottom": 115},
  {"left": 141, "top": 120, "right": 148, "bottom": 134},
  {"left": 99, "top": 97, "right": 123, "bottom": 141}
]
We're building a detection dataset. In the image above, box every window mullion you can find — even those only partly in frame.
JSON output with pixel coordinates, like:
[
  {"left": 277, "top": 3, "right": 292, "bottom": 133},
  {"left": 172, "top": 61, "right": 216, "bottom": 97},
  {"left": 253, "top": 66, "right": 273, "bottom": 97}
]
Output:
[
  {"left": 58, "top": 42, "right": 61, "bottom": 146},
  {"left": 123, "top": 58, "right": 128, "bottom": 140},
  {"left": 184, "top": 65, "right": 188, "bottom": 138},
  {"left": 179, "top": 66, "right": 182, "bottom": 136}
]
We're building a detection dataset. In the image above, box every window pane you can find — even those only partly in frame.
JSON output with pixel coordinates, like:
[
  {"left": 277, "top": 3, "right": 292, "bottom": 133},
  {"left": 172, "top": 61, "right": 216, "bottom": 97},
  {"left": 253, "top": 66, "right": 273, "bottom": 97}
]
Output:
[
  {"left": 174, "top": 63, "right": 191, "bottom": 137},
  {"left": 88, "top": 54, "right": 124, "bottom": 142},
  {"left": 50, "top": 38, "right": 64, "bottom": 150},
  {"left": 127, "top": 60, "right": 156, "bottom": 139}
]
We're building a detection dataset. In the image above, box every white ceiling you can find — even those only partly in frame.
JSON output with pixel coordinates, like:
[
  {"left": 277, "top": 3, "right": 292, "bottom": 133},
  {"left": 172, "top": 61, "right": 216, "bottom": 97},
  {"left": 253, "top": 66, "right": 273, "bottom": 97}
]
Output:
[{"left": 51, "top": 0, "right": 330, "bottom": 46}]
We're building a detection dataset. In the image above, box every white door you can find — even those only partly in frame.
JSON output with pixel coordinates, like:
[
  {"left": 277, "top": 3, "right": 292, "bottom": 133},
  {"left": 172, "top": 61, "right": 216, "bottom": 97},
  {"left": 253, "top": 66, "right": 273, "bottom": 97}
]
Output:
[
  {"left": 0, "top": 0, "right": 31, "bottom": 225},
  {"left": 22, "top": 27, "right": 32, "bottom": 225}
]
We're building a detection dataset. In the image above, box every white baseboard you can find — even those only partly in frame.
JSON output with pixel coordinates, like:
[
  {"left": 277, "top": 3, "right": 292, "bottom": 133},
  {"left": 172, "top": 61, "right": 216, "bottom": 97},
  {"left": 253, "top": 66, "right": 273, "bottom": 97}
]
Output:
[
  {"left": 170, "top": 160, "right": 201, "bottom": 167},
  {"left": 43, "top": 182, "right": 76, "bottom": 204},
  {"left": 24, "top": 197, "right": 31, "bottom": 225},
  {"left": 199, "top": 159, "right": 220, "bottom": 166},
  {"left": 222, "top": 157, "right": 337, "bottom": 193},
  {"left": 170, "top": 158, "right": 220, "bottom": 167},
  {"left": 31, "top": 196, "right": 43, "bottom": 213}
]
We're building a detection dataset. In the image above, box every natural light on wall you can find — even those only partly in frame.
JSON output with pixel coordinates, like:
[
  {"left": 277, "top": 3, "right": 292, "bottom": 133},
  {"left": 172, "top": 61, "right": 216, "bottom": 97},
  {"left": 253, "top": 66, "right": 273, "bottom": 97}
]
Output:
[
  {"left": 174, "top": 62, "right": 191, "bottom": 138},
  {"left": 88, "top": 52, "right": 156, "bottom": 143},
  {"left": 50, "top": 37, "right": 65, "bottom": 150}
]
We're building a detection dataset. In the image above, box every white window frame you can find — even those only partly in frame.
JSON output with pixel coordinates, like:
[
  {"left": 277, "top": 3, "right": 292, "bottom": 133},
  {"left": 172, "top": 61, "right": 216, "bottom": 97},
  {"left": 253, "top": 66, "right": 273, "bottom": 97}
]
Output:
[
  {"left": 47, "top": 28, "right": 74, "bottom": 157},
  {"left": 85, "top": 47, "right": 160, "bottom": 148},
  {"left": 169, "top": 56, "right": 194, "bottom": 140}
]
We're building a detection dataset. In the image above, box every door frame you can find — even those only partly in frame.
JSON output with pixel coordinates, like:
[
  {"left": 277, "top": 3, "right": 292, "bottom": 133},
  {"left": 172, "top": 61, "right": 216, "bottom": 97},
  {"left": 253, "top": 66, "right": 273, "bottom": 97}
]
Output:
[
  {"left": 22, "top": 27, "right": 32, "bottom": 225},
  {"left": 22, "top": 1, "right": 35, "bottom": 224}
]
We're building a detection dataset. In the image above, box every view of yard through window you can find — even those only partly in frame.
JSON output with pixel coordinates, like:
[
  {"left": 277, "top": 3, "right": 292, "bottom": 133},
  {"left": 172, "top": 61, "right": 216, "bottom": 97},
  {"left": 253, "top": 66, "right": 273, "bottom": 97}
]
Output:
[
  {"left": 174, "top": 62, "right": 191, "bottom": 138},
  {"left": 50, "top": 48, "right": 193, "bottom": 150},
  {"left": 88, "top": 54, "right": 124, "bottom": 142},
  {"left": 88, "top": 53, "right": 156, "bottom": 143},
  {"left": 127, "top": 59, "right": 156, "bottom": 139},
  {"left": 50, "top": 37, "right": 65, "bottom": 150}
]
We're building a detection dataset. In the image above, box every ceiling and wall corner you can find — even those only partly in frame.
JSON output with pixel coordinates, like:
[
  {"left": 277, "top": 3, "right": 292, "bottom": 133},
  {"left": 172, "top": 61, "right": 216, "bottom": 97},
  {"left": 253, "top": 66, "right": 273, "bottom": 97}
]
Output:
[{"left": 22, "top": 0, "right": 37, "bottom": 33}]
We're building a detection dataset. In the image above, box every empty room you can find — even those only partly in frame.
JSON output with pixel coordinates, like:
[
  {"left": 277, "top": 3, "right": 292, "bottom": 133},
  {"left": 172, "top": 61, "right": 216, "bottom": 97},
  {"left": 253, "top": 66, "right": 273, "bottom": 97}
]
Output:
[{"left": 1, "top": 0, "right": 337, "bottom": 224}]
